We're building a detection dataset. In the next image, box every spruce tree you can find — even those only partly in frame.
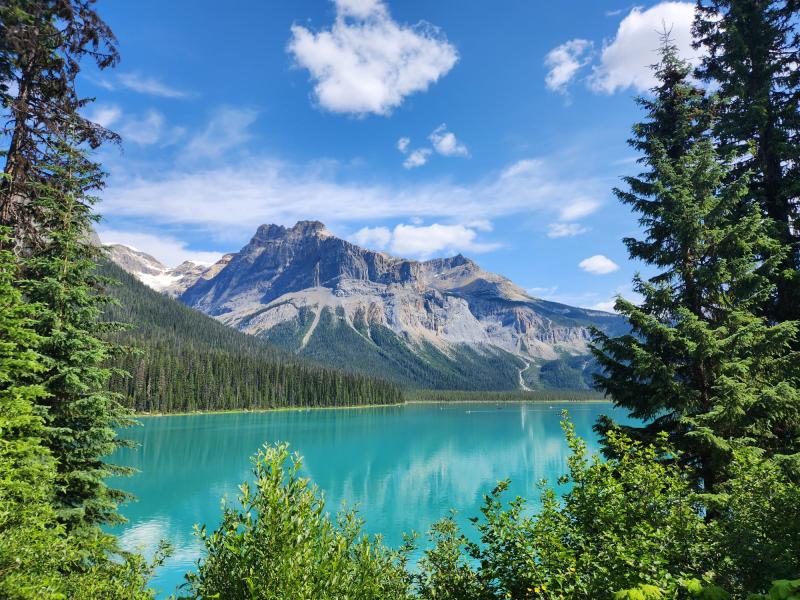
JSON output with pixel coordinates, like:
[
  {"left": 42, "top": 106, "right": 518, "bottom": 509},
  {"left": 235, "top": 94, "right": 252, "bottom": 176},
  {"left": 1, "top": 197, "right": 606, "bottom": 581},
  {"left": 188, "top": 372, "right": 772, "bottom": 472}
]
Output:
[
  {"left": 21, "top": 136, "right": 134, "bottom": 530},
  {"left": 591, "top": 39, "right": 800, "bottom": 490},
  {"left": 693, "top": 0, "right": 800, "bottom": 324}
]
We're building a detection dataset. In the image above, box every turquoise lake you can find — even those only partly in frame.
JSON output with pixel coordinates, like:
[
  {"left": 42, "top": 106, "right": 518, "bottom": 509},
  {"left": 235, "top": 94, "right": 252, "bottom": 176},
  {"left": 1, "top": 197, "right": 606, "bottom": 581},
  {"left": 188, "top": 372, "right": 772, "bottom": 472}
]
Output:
[{"left": 111, "top": 401, "right": 634, "bottom": 597}]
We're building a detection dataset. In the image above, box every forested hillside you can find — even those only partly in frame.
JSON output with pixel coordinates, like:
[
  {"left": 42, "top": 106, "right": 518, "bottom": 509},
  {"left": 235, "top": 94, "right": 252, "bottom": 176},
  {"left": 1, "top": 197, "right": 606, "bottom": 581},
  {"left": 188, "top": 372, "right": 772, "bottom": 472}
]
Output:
[{"left": 99, "top": 261, "right": 403, "bottom": 412}]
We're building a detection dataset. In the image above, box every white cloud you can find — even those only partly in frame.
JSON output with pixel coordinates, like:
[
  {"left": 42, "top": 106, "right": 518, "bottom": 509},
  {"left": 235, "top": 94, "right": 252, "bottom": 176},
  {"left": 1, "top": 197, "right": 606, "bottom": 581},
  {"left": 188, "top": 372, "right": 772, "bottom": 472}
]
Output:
[
  {"left": 397, "top": 136, "right": 411, "bottom": 153},
  {"left": 351, "top": 222, "right": 497, "bottom": 258},
  {"left": 184, "top": 107, "right": 258, "bottom": 160},
  {"left": 119, "top": 110, "right": 166, "bottom": 145},
  {"left": 544, "top": 39, "right": 593, "bottom": 93},
  {"left": 87, "top": 104, "right": 122, "bottom": 128},
  {"left": 101, "top": 154, "right": 606, "bottom": 240},
  {"left": 287, "top": 0, "right": 458, "bottom": 115},
  {"left": 428, "top": 124, "right": 468, "bottom": 157},
  {"left": 99, "top": 229, "right": 223, "bottom": 267},
  {"left": 547, "top": 222, "right": 589, "bottom": 238},
  {"left": 403, "top": 148, "right": 432, "bottom": 169},
  {"left": 351, "top": 225, "right": 392, "bottom": 249},
  {"left": 579, "top": 254, "right": 620, "bottom": 275},
  {"left": 117, "top": 73, "right": 188, "bottom": 98},
  {"left": 389, "top": 223, "right": 499, "bottom": 258},
  {"left": 588, "top": 2, "right": 697, "bottom": 94},
  {"left": 559, "top": 198, "right": 600, "bottom": 221},
  {"left": 590, "top": 299, "right": 618, "bottom": 312}
]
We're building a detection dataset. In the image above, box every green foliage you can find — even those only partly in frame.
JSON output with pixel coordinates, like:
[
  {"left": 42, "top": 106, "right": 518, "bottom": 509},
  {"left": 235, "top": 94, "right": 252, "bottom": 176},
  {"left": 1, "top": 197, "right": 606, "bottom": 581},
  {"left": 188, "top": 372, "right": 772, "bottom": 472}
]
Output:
[
  {"left": 182, "top": 443, "right": 411, "bottom": 600},
  {"left": 0, "top": 230, "right": 158, "bottom": 598},
  {"left": 99, "top": 261, "right": 403, "bottom": 412},
  {"left": 694, "top": 0, "right": 800, "bottom": 324},
  {"left": 591, "top": 37, "right": 800, "bottom": 490},
  {"left": 20, "top": 138, "right": 134, "bottom": 530}
]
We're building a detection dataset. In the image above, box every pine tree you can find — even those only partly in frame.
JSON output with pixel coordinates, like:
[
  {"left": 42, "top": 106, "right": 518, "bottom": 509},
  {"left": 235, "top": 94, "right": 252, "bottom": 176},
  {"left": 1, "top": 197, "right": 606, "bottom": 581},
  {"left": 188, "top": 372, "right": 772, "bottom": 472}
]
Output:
[
  {"left": 21, "top": 137, "right": 134, "bottom": 530},
  {"left": 0, "top": 0, "right": 118, "bottom": 249},
  {"left": 591, "top": 38, "right": 800, "bottom": 491},
  {"left": 693, "top": 0, "right": 800, "bottom": 324}
]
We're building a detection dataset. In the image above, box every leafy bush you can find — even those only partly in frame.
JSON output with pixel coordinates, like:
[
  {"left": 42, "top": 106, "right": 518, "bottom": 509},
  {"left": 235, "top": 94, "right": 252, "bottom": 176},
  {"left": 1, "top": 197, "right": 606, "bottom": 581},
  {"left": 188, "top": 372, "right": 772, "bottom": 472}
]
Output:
[{"left": 182, "top": 443, "right": 411, "bottom": 599}]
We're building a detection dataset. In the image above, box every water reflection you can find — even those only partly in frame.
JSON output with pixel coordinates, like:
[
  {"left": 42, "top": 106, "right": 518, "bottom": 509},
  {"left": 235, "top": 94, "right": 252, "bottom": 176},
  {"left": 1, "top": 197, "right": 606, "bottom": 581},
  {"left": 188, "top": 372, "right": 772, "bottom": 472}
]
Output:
[{"left": 112, "top": 402, "right": 632, "bottom": 597}]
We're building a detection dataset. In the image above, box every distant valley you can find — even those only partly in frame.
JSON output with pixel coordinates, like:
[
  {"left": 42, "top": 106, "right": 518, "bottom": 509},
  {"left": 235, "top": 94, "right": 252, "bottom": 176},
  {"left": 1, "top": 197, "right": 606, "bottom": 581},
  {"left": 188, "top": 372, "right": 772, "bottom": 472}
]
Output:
[{"left": 107, "top": 221, "right": 627, "bottom": 390}]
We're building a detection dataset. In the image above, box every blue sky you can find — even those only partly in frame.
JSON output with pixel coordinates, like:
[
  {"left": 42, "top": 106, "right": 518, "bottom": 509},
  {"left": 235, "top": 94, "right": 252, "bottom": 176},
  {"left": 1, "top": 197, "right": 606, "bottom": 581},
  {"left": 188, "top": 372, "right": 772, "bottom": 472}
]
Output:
[{"left": 87, "top": 0, "right": 700, "bottom": 311}]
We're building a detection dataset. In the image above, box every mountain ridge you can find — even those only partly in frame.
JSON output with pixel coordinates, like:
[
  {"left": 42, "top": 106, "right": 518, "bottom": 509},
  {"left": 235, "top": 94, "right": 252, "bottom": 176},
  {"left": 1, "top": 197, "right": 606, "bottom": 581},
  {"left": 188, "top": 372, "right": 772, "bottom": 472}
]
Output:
[{"left": 108, "top": 221, "right": 627, "bottom": 390}]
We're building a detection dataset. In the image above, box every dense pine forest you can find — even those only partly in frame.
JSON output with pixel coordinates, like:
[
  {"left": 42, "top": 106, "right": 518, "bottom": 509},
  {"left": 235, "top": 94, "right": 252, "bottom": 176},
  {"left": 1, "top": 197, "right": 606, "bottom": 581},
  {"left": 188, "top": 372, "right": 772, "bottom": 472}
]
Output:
[{"left": 99, "top": 261, "right": 403, "bottom": 412}]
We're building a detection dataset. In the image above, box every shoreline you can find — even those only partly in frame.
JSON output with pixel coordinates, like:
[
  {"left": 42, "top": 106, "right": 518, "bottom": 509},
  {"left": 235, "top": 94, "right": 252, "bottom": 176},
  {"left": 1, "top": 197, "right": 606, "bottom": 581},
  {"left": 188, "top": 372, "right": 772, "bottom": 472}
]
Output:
[{"left": 132, "top": 397, "right": 612, "bottom": 418}]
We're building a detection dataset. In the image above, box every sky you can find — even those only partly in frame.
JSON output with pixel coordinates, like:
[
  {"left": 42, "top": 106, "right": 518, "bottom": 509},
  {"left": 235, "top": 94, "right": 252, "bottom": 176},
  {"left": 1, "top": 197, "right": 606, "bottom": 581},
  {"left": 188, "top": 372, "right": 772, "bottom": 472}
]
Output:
[{"left": 86, "top": 0, "right": 703, "bottom": 312}]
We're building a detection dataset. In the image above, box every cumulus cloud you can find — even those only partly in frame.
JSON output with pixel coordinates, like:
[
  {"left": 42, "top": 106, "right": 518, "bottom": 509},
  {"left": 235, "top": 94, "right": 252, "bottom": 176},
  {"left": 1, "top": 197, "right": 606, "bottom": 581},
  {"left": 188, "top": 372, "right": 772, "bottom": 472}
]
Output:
[
  {"left": 579, "top": 254, "right": 620, "bottom": 275},
  {"left": 428, "top": 124, "right": 468, "bottom": 157},
  {"left": 99, "top": 229, "right": 223, "bottom": 267},
  {"left": 184, "top": 107, "right": 258, "bottom": 160},
  {"left": 588, "top": 2, "right": 697, "bottom": 94},
  {"left": 393, "top": 223, "right": 499, "bottom": 257},
  {"left": 117, "top": 72, "right": 188, "bottom": 98},
  {"left": 547, "top": 223, "right": 589, "bottom": 238},
  {"left": 351, "top": 225, "right": 392, "bottom": 249},
  {"left": 396, "top": 136, "right": 411, "bottom": 153},
  {"left": 544, "top": 39, "right": 593, "bottom": 93},
  {"left": 287, "top": 0, "right": 458, "bottom": 115},
  {"left": 352, "top": 222, "right": 497, "bottom": 257},
  {"left": 544, "top": 2, "right": 698, "bottom": 96},
  {"left": 403, "top": 148, "right": 432, "bottom": 169}
]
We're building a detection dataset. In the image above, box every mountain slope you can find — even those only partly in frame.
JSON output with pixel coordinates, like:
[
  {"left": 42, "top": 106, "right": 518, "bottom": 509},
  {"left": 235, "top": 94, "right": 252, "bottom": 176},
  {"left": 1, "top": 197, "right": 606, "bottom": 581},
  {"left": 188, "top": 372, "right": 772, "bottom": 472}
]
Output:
[
  {"left": 98, "top": 260, "right": 403, "bottom": 412},
  {"left": 111, "top": 221, "right": 628, "bottom": 390}
]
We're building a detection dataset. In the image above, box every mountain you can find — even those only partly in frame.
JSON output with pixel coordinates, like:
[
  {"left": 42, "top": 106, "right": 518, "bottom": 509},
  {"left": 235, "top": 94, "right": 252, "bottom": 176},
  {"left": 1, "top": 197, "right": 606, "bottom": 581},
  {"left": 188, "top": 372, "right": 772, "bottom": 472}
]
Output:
[
  {"left": 98, "top": 260, "right": 402, "bottom": 413},
  {"left": 109, "top": 221, "right": 628, "bottom": 390},
  {"left": 105, "top": 243, "right": 234, "bottom": 298}
]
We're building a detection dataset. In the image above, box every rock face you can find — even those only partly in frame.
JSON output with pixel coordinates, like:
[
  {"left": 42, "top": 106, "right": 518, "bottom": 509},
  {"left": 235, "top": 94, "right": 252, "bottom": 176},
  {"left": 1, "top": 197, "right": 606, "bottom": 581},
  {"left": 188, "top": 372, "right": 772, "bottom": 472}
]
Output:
[
  {"left": 104, "top": 244, "right": 231, "bottom": 298},
  {"left": 111, "top": 221, "right": 628, "bottom": 390}
]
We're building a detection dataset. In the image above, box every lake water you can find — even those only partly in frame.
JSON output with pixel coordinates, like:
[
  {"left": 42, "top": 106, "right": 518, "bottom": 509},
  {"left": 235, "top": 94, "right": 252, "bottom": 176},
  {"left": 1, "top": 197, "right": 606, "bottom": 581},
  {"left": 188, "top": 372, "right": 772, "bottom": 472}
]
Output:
[{"left": 111, "top": 401, "right": 633, "bottom": 597}]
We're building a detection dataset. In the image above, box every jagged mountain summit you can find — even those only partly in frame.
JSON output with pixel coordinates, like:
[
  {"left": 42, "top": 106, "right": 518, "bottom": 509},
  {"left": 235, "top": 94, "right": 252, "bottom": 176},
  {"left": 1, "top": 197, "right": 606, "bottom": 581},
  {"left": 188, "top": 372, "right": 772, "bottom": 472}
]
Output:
[
  {"left": 105, "top": 244, "right": 234, "bottom": 298},
  {"left": 109, "top": 221, "right": 627, "bottom": 390}
]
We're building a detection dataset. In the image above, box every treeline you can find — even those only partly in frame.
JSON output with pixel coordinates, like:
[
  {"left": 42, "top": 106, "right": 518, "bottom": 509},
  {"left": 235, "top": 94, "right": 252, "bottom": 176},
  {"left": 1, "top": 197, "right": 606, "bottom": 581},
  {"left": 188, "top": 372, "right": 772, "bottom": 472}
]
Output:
[
  {"left": 405, "top": 388, "right": 605, "bottom": 403},
  {"left": 99, "top": 261, "right": 403, "bottom": 412}
]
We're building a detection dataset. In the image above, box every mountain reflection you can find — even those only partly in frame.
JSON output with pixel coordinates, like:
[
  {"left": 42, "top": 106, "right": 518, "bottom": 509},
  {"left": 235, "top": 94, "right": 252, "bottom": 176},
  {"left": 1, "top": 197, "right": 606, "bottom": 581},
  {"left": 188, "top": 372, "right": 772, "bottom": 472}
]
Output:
[{"left": 112, "top": 402, "right": 634, "bottom": 597}]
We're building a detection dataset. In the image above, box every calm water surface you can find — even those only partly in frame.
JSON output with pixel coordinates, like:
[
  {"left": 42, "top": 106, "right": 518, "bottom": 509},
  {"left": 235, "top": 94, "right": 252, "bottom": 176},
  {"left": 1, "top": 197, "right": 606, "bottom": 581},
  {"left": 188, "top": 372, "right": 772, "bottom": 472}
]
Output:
[{"left": 112, "top": 401, "right": 634, "bottom": 597}]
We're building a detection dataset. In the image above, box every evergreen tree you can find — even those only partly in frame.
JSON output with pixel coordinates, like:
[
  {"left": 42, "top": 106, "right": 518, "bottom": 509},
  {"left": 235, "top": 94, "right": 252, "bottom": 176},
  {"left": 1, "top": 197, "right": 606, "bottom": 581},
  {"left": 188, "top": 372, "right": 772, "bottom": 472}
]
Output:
[
  {"left": 591, "top": 39, "right": 800, "bottom": 490},
  {"left": 693, "top": 0, "right": 800, "bottom": 324},
  {"left": 21, "top": 136, "right": 134, "bottom": 530},
  {"left": 0, "top": 0, "right": 118, "bottom": 249}
]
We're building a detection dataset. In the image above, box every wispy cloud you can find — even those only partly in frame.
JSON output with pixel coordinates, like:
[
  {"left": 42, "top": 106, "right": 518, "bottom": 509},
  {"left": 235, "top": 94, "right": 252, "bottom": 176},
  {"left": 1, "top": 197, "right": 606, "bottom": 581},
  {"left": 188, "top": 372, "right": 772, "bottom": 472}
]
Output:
[
  {"left": 184, "top": 107, "right": 258, "bottom": 160},
  {"left": 547, "top": 223, "right": 589, "bottom": 238},
  {"left": 287, "top": 0, "right": 458, "bottom": 115},
  {"left": 117, "top": 72, "right": 189, "bottom": 98},
  {"left": 102, "top": 153, "right": 606, "bottom": 239}
]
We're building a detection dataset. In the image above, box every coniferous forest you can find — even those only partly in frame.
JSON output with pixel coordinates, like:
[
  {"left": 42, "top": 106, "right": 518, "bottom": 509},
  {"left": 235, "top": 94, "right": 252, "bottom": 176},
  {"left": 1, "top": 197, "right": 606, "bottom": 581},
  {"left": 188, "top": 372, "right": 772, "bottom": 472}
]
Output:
[
  {"left": 100, "top": 261, "right": 403, "bottom": 412},
  {"left": 1, "top": 1, "right": 799, "bottom": 599}
]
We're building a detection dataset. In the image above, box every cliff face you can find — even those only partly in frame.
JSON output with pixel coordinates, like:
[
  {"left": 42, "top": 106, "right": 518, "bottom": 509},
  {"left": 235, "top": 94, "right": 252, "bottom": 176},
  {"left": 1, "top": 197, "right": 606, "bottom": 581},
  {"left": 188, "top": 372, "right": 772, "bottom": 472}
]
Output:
[{"left": 112, "top": 221, "right": 628, "bottom": 390}]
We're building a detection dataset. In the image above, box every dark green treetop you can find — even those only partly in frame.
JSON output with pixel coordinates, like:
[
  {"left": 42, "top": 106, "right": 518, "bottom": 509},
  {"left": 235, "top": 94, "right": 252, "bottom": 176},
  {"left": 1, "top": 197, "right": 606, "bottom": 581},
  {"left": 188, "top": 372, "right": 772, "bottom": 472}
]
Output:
[{"left": 591, "top": 38, "right": 800, "bottom": 490}]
